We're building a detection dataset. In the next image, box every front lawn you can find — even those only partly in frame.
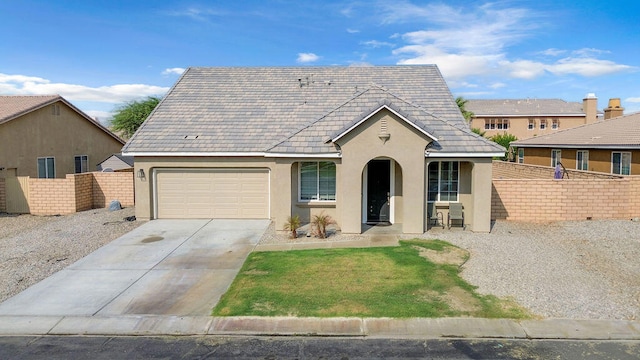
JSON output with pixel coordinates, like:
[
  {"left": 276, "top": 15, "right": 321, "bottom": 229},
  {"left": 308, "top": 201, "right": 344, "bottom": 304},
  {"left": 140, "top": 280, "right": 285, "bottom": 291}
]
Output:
[{"left": 213, "top": 240, "right": 530, "bottom": 319}]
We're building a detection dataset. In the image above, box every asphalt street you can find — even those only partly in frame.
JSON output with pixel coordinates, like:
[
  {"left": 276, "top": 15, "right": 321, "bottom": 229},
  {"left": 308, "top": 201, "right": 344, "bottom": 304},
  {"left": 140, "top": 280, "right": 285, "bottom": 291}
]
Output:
[{"left": 1, "top": 336, "right": 639, "bottom": 359}]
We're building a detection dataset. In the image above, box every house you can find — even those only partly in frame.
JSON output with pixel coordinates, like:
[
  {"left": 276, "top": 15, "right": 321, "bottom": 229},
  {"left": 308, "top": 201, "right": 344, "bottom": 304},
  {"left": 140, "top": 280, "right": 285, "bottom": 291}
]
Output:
[
  {"left": 97, "top": 153, "right": 134, "bottom": 172},
  {"left": 122, "top": 66, "right": 505, "bottom": 233},
  {"left": 466, "top": 94, "right": 607, "bottom": 140},
  {"left": 511, "top": 111, "right": 640, "bottom": 175},
  {"left": 0, "top": 95, "right": 125, "bottom": 179}
]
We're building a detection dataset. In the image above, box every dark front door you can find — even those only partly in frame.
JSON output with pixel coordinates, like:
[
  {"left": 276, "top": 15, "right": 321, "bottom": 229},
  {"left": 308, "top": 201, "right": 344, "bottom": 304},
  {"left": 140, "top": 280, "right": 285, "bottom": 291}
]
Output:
[{"left": 367, "top": 160, "right": 390, "bottom": 224}]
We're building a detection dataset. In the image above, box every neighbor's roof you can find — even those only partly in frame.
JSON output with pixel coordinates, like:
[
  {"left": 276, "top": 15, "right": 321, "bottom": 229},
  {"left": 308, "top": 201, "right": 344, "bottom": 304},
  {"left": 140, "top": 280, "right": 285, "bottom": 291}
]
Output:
[
  {"left": 512, "top": 112, "right": 640, "bottom": 149},
  {"left": 123, "top": 66, "right": 503, "bottom": 156},
  {"left": 0, "top": 95, "right": 124, "bottom": 144},
  {"left": 466, "top": 98, "right": 585, "bottom": 117}
]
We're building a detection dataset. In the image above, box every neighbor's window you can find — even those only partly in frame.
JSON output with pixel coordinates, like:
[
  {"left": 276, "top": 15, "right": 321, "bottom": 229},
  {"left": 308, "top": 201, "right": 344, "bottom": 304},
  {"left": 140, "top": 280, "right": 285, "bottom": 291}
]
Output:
[
  {"left": 552, "top": 118, "right": 560, "bottom": 130},
  {"left": 299, "top": 161, "right": 336, "bottom": 201},
  {"left": 576, "top": 150, "right": 589, "bottom": 171},
  {"left": 74, "top": 155, "right": 88, "bottom": 173},
  {"left": 540, "top": 118, "right": 547, "bottom": 130},
  {"left": 485, "top": 118, "right": 509, "bottom": 130},
  {"left": 428, "top": 161, "right": 459, "bottom": 203},
  {"left": 518, "top": 148, "right": 524, "bottom": 164},
  {"left": 551, "top": 149, "right": 561, "bottom": 167},
  {"left": 612, "top": 152, "right": 631, "bottom": 175},
  {"left": 37, "top": 157, "right": 55, "bottom": 178},
  {"left": 528, "top": 118, "right": 535, "bottom": 130}
]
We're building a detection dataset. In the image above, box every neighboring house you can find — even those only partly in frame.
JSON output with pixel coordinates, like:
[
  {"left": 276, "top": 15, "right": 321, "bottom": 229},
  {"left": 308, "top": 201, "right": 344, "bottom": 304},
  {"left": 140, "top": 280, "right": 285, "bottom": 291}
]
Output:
[
  {"left": 466, "top": 95, "right": 618, "bottom": 140},
  {"left": 0, "top": 95, "right": 125, "bottom": 179},
  {"left": 122, "top": 66, "right": 504, "bottom": 233},
  {"left": 97, "top": 153, "right": 134, "bottom": 171},
  {"left": 511, "top": 112, "right": 640, "bottom": 175}
]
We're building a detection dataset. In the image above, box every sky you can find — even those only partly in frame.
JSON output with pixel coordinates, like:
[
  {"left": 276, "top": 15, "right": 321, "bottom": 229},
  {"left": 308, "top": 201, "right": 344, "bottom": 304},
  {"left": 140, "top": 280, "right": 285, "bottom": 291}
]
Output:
[{"left": 1, "top": 0, "right": 639, "bottom": 124}]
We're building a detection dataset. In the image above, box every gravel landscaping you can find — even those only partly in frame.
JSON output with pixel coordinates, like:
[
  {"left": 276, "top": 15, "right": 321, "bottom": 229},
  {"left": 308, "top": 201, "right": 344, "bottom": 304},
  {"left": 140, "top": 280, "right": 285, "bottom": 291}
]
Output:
[{"left": 0, "top": 207, "right": 144, "bottom": 302}]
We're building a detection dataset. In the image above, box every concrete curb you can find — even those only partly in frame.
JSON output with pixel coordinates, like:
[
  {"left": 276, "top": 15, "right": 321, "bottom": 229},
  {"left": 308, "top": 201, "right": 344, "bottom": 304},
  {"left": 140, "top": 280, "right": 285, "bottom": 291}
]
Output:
[{"left": 1, "top": 315, "right": 639, "bottom": 340}]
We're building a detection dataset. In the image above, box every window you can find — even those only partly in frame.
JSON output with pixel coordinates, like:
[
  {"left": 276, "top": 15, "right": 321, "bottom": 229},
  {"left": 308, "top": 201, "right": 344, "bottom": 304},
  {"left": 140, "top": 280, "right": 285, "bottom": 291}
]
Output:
[
  {"left": 74, "top": 155, "right": 88, "bottom": 173},
  {"left": 528, "top": 118, "right": 535, "bottom": 130},
  {"left": 540, "top": 118, "right": 547, "bottom": 130},
  {"left": 484, "top": 118, "right": 509, "bottom": 130},
  {"left": 37, "top": 157, "right": 55, "bottom": 178},
  {"left": 552, "top": 118, "right": 559, "bottom": 130},
  {"left": 299, "top": 161, "right": 336, "bottom": 201},
  {"left": 428, "top": 161, "right": 459, "bottom": 203},
  {"left": 551, "top": 149, "right": 561, "bottom": 167},
  {"left": 517, "top": 148, "right": 524, "bottom": 164},
  {"left": 612, "top": 152, "right": 631, "bottom": 175},
  {"left": 576, "top": 151, "right": 589, "bottom": 171}
]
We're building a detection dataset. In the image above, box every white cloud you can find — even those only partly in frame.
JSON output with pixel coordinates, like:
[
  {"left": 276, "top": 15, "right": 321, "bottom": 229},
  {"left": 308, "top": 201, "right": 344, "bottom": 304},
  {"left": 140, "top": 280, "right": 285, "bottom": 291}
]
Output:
[
  {"left": 626, "top": 97, "right": 640, "bottom": 103},
  {"left": 361, "top": 40, "right": 394, "bottom": 48},
  {"left": 84, "top": 110, "right": 114, "bottom": 124},
  {"left": 0, "top": 72, "right": 169, "bottom": 103},
  {"left": 346, "top": 28, "right": 360, "bottom": 34},
  {"left": 547, "top": 57, "right": 633, "bottom": 77},
  {"left": 539, "top": 48, "right": 566, "bottom": 57},
  {"left": 297, "top": 53, "right": 320, "bottom": 63},
  {"left": 162, "top": 67, "right": 186, "bottom": 75},
  {"left": 164, "top": 7, "right": 227, "bottom": 21}
]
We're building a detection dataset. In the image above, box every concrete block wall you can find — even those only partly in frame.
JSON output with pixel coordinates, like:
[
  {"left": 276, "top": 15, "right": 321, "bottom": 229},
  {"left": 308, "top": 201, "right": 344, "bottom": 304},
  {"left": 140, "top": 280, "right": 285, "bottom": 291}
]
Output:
[
  {"left": 0, "top": 178, "right": 5, "bottom": 212},
  {"left": 492, "top": 178, "right": 636, "bottom": 222},
  {"left": 29, "top": 177, "right": 77, "bottom": 215},
  {"left": 92, "top": 172, "right": 134, "bottom": 207},
  {"left": 74, "top": 173, "right": 94, "bottom": 212},
  {"left": 493, "top": 161, "right": 623, "bottom": 180}
]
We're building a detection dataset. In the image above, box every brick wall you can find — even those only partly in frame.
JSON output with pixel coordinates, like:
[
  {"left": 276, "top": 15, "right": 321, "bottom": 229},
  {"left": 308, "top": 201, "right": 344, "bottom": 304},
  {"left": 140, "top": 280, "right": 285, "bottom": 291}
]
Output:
[
  {"left": 0, "top": 178, "right": 5, "bottom": 212},
  {"left": 26, "top": 172, "right": 134, "bottom": 216},
  {"left": 29, "top": 177, "right": 77, "bottom": 215},
  {"left": 493, "top": 161, "right": 623, "bottom": 179},
  {"left": 492, "top": 177, "right": 640, "bottom": 222},
  {"left": 92, "top": 172, "right": 134, "bottom": 207}
]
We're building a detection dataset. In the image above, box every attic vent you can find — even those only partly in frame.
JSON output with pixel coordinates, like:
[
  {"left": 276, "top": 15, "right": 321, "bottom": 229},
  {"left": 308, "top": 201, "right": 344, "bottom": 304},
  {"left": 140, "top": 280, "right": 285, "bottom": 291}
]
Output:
[
  {"left": 378, "top": 118, "right": 390, "bottom": 144},
  {"left": 184, "top": 135, "right": 199, "bottom": 140},
  {"left": 51, "top": 104, "right": 60, "bottom": 116}
]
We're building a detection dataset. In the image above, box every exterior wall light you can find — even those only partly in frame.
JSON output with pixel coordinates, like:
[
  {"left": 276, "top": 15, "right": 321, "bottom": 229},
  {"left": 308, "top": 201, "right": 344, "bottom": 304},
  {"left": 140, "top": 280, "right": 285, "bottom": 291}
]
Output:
[{"left": 137, "top": 168, "right": 145, "bottom": 179}]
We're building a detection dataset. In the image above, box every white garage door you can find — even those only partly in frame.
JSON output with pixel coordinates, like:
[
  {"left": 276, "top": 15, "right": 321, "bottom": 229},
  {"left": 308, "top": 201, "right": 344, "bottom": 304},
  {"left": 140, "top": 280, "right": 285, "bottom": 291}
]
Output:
[{"left": 155, "top": 169, "right": 269, "bottom": 219}]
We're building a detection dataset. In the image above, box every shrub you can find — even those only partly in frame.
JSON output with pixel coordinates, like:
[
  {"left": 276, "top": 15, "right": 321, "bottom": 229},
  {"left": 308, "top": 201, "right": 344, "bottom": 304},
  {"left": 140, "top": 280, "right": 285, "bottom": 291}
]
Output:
[
  {"left": 283, "top": 215, "right": 301, "bottom": 239},
  {"left": 311, "top": 212, "right": 336, "bottom": 239}
]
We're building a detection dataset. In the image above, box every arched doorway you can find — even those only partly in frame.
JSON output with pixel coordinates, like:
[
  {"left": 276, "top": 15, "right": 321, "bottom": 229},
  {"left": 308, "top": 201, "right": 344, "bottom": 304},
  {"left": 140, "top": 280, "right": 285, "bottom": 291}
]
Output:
[{"left": 361, "top": 158, "right": 402, "bottom": 225}]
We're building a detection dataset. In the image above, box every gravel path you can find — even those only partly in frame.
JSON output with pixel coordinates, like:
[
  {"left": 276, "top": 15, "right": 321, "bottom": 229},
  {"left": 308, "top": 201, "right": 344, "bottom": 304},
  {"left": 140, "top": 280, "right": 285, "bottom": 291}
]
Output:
[{"left": 0, "top": 207, "right": 144, "bottom": 302}]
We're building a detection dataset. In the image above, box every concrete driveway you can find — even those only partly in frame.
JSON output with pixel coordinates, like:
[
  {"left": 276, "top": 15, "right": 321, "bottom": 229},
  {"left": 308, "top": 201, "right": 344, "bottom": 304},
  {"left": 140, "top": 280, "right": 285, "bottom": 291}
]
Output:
[{"left": 0, "top": 219, "right": 269, "bottom": 317}]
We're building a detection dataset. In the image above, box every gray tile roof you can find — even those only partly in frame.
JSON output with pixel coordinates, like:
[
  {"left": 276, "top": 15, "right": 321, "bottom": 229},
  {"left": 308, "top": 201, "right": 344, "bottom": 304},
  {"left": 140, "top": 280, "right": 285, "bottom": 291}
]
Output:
[
  {"left": 466, "top": 98, "right": 585, "bottom": 116},
  {"left": 512, "top": 112, "right": 640, "bottom": 148},
  {"left": 124, "top": 66, "right": 502, "bottom": 155}
]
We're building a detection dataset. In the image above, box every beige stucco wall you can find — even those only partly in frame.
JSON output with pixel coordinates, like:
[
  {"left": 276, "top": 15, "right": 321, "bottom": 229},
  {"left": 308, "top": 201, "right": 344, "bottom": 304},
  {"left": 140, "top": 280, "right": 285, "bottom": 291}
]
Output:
[
  {"left": 470, "top": 115, "right": 588, "bottom": 141},
  {"left": 0, "top": 101, "right": 124, "bottom": 179}
]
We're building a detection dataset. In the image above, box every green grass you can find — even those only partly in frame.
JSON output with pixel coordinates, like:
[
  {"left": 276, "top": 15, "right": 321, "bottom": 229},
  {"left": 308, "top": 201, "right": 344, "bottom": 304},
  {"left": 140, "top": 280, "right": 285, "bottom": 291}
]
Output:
[{"left": 213, "top": 240, "right": 531, "bottom": 319}]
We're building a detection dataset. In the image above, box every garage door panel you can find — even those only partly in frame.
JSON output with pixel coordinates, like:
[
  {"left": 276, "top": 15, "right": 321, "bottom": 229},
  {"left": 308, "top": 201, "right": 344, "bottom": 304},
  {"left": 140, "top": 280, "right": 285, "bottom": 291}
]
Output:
[{"left": 156, "top": 169, "right": 269, "bottom": 219}]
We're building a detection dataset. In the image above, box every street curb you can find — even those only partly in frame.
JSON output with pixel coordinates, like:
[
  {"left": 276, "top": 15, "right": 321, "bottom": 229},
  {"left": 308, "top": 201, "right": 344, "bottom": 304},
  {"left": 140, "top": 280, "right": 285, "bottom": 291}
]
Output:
[{"left": 1, "top": 315, "right": 639, "bottom": 340}]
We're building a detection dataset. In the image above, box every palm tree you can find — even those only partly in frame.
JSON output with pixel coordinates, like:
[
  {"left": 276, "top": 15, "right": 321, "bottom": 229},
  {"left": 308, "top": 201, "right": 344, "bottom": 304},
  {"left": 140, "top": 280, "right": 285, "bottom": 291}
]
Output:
[{"left": 455, "top": 96, "right": 474, "bottom": 122}]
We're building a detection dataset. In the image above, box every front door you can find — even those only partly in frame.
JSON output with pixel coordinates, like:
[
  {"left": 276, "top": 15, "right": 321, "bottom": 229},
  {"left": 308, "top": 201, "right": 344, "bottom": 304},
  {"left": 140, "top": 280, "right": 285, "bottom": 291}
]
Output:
[{"left": 367, "top": 160, "right": 390, "bottom": 224}]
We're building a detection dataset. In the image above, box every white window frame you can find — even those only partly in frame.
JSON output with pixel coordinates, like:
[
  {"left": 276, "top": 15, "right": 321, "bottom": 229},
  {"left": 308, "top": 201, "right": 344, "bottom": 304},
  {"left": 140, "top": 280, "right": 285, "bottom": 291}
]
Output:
[
  {"left": 551, "top": 118, "right": 559, "bottom": 130},
  {"left": 528, "top": 118, "right": 535, "bottom": 130},
  {"left": 612, "top": 152, "right": 631, "bottom": 175},
  {"left": 74, "top": 155, "right": 89, "bottom": 173},
  {"left": 427, "top": 161, "right": 460, "bottom": 203},
  {"left": 37, "top": 156, "right": 55, "bottom": 178},
  {"left": 551, "top": 149, "right": 561, "bottom": 167},
  {"left": 576, "top": 150, "right": 589, "bottom": 171},
  {"left": 298, "top": 161, "right": 336, "bottom": 202},
  {"left": 540, "top": 118, "right": 547, "bottom": 130}
]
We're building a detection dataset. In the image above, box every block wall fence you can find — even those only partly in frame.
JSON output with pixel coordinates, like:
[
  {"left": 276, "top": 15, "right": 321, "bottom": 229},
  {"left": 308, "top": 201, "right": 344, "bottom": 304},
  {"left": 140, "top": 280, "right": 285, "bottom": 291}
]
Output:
[{"left": 0, "top": 172, "right": 134, "bottom": 216}]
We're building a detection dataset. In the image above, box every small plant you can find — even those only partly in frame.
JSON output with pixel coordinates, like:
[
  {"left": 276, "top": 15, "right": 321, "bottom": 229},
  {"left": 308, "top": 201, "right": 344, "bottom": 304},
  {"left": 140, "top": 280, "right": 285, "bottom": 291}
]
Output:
[
  {"left": 311, "top": 212, "right": 336, "bottom": 239},
  {"left": 283, "top": 215, "right": 301, "bottom": 239}
]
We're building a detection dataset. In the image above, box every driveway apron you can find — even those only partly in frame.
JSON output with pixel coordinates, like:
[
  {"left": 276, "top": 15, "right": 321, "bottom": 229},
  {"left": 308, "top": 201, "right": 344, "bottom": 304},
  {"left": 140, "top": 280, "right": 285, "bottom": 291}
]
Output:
[{"left": 0, "top": 219, "right": 269, "bottom": 317}]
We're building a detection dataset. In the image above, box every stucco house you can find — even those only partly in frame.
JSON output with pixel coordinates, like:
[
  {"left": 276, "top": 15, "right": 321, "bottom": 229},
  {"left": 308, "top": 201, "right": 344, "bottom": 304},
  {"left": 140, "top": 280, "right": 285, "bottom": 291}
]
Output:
[
  {"left": 0, "top": 95, "right": 125, "bottom": 179},
  {"left": 97, "top": 153, "right": 134, "bottom": 172},
  {"left": 122, "top": 66, "right": 504, "bottom": 233},
  {"left": 466, "top": 95, "right": 610, "bottom": 140},
  {"left": 511, "top": 111, "right": 640, "bottom": 175}
]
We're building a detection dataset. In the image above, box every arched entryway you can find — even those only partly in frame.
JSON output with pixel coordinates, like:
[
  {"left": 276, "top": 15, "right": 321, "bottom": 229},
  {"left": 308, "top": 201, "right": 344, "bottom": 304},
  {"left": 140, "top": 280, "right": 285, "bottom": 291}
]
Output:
[{"left": 361, "top": 158, "right": 403, "bottom": 226}]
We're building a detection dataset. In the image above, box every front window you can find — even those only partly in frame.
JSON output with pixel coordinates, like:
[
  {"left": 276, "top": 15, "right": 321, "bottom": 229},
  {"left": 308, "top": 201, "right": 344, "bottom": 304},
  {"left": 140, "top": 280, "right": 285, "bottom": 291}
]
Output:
[
  {"left": 485, "top": 118, "right": 509, "bottom": 130},
  {"left": 612, "top": 152, "right": 631, "bottom": 175},
  {"left": 551, "top": 149, "right": 561, "bottom": 167},
  {"left": 528, "top": 119, "right": 535, "bottom": 130},
  {"left": 74, "top": 155, "right": 88, "bottom": 173},
  {"left": 552, "top": 118, "right": 559, "bottom": 130},
  {"left": 428, "top": 161, "right": 459, "bottom": 203},
  {"left": 299, "top": 161, "right": 336, "bottom": 201},
  {"left": 37, "top": 157, "right": 55, "bottom": 178},
  {"left": 540, "top": 119, "right": 547, "bottom": 130},
  {"left": 576, "top": 151, "right": 589, "bottom": 171}
]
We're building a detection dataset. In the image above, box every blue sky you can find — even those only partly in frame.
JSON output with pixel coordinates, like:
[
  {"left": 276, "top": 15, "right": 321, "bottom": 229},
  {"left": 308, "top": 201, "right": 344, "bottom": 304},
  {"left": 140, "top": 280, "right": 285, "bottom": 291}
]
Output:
[{"left": 1, "top": 0, "right": 639, "bottom": 124}]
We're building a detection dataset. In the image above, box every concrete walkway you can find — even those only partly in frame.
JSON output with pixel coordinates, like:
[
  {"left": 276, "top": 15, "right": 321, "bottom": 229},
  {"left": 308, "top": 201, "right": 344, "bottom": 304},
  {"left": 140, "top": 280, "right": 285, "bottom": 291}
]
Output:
[{"left": 1, "top": 227, "right": 639, "bottom": 340}]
